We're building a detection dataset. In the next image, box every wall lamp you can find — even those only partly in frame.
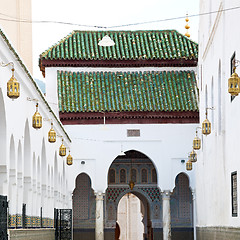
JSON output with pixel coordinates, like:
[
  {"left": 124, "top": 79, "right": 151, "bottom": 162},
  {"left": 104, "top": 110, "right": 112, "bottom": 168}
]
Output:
[
  {"left": 0, "top": 62, "right": 20, "bottom": 99},
  {"left": 228, "top": 60, "right": 240, "bottom": 96}
]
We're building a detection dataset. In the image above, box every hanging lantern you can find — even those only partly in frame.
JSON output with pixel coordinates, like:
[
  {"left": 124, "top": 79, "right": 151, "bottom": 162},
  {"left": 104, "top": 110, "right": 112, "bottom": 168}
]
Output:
[
  {"left": 228, "top": 67, "right": 240, "bottom": 96},
  {"left": 32, "top": 103, "right": 42, "bottom": 129},
  {"left": 202, "top": 111, "right": 211, "bottom": 135},
  {"left": 193, "top": 130, "right": 201, "bottom": 150},
  {"left": 186, "top": 160, "right": 192, "bottom": 171},
  {"left": 48, "top": 122, "right": 56, "bottom": 143},
  {"left": 129, "top": 180, "right": 135, "bottom": 190},
  {"left": 7, "top": 68, "right": 20, "bottom": 99},
  {"left": 193, "top": 136, "right": 201, "bottom": 150},
  {"left": 190, "top": 149, "right": 197, "bottom": 163},
  {"left": 59, "top": 139, "right": 66, "bottom": 157},
  {"left": 66, "top": 150, "right": 73, "bottom": 165}
]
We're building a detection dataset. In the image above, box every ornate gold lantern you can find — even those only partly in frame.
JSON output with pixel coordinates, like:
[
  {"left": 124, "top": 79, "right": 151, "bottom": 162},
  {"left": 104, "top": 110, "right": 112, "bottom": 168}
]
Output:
[
  {"left": 48, "top": 122, "right": 56, "bottom": 143},
  {"left": 193, "top": 130, "right": 201, "bottom": 150},
  {"left": 67, "top": 150, "right": 73, "bottom": 165},
  {"left": 32, "top": 103, "right": 42, "bottom": 129},
  {"left": 186, "top": 160, "right": 192, "bottom": 171},
  {"left": 7, "top": 68, "right": 20, "bottom": 99},
  {"left": 228, "top": 67, "right": 240, "bottom": 96},
  {"left": 202, "top": 112, "right": 211, "bottom": 135},
  {"left": 190, "top": 149, "right": 197, "bottom": 163},
  {"left": 59, "top": 139, "right": 66, "bottom": 157}
]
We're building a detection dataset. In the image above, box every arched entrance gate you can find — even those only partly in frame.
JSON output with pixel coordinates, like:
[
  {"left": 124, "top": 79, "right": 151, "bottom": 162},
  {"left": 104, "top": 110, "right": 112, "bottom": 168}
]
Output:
[
  {"left": 105, "top": 150, "right": 162, "bottom": 240},
  {"left": 71, "top": 151, "right": 193, "bottom": 240}
]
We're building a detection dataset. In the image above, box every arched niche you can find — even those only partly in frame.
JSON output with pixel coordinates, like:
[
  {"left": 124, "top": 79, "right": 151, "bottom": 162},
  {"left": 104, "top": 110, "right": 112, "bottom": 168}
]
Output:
[
  {"left": 0, "top": 88, "right": 7, "bottom": 165},
  {"left": 17, "top": 140, "right": 23, "bottom": 173},
  {"left": 51, "top": 166, "right": 54, "bottom": 189},
  {"left": 41, "top": 138, "right": 47, "bottom": 185},
  {"left": 9, "top": 134, "right": 16, "bottom": 170},
  {"left": 24, "top": 119, "right": 31, "bottom": 177},
  {"left": 47, "top": 164, "right": 50, "bottom": 188},
  {"left": 32, "top": 153, "right": 36, "bottom": 181},
  {"left": 171, "top": 173, "right": 193, "bottom": 239},
  {"left": 72, "top": 173, "right": 96, "bottom": 240},
  {"left": 62, "top": 161, "right": 66, "bottom": 193},
  {"left": 37, "top": 157, "right": 40, "bottom": 185},
  {"left": 106, "top": 150, "right": 162, "bottom": 236},
  {"left": 54, "top": 152, "right": 58, "bottom": 191}
]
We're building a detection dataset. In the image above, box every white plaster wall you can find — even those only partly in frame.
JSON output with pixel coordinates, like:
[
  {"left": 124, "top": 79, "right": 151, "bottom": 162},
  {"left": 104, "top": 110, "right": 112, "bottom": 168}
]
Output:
[
  {"left": 65, "top": 122, "right": 197, "bottom": 197},
  {"left": 44, "top": 65, "right": 198, "bottom": 198},
  {"left": 197, "top": 0, "right": 240, "bottom": 228}
]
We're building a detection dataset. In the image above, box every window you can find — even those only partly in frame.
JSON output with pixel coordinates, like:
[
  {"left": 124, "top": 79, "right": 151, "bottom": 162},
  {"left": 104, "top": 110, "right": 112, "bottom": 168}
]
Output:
[
  {"left": 127, "top": 129, "right": 140, "bottom": 137},
  {"left": 141, "top": 169, "right": 148, "bottom": 183},
  {"left": 108, "top": 169, "right": 116, "bottom": 184},
  {"left": 152, "top": 169, "right": 157, "bottom": 183},
  {"left": 130, "top": 169, "right": 137, "bottom": 182},
  {"left": 231, "top": 172, "right": 238, "bottom": 217},
  {"left": 120, "top": 169, "right": 126, "bottom": 183}
]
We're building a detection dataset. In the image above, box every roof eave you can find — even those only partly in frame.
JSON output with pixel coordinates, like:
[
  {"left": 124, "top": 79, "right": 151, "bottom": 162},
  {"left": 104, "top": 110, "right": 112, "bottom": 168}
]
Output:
[
  {"left": 59, "top": 111, "right": 199, "bottom": 125},
  {"left": 40, "top": 58, "right": 198, "bottom": 76}
]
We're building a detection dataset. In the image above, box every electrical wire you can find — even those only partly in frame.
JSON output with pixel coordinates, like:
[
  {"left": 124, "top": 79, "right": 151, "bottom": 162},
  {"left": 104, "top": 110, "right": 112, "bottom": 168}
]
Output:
[{"left": 0, "top": 5, "right": 239, "bottom": 29}]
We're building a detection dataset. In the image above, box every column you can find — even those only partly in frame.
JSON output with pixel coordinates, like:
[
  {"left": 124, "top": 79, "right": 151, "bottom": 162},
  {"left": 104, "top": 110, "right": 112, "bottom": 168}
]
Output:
[
  {"left": 95, "top": 192, "right": 104, "bottom": 240},
  {"left": 162, "top": 190, "right": 171, "bottom": 240},
  {"left": 192, "top": 189, "right": 197, "bottom": 240}
]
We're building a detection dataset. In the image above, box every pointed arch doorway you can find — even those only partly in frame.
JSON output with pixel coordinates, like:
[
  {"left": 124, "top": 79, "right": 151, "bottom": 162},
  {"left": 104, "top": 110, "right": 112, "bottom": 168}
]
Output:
[
  {"left": 105, "top": 150, "right": 162, "bottom": 240},
  {"left": 116, "top": 192, "right": 151, "bottom": 240}
]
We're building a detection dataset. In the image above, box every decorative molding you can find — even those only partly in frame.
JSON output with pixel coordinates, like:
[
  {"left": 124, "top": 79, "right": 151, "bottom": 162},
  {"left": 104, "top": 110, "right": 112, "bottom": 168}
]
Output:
[
  {"left": 60, "top": 111, "right": 199, "bottom": 125},
  {"left": 40, "top": 58, "right": 197, "bottom": 76}
]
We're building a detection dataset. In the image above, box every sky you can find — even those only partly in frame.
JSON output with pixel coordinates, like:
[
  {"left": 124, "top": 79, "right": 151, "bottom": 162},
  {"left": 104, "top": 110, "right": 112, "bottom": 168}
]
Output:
[{"left": 32, "top": 0, "right": 199, "bottom": 81}]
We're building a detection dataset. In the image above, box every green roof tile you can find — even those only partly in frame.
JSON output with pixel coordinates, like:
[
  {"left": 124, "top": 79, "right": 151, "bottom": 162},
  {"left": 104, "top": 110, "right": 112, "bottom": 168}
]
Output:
[
  {"left": 40, "top": 30, "right": 198, "bottom": 62},
  {"left": 57, "top": 70, "right": 198, "bottom": 113}
]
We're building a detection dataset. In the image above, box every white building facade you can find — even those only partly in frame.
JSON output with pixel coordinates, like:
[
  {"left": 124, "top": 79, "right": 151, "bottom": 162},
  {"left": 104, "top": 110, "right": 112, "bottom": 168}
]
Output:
[
  {"left": 0, "top": 28, "right": 71, "bottom": 239},
  {"left": 40, "top": 30, "right": 199, "bottom": 240},
  {"left": 197, "top": 0, "right": 240, "bottom": 238}
]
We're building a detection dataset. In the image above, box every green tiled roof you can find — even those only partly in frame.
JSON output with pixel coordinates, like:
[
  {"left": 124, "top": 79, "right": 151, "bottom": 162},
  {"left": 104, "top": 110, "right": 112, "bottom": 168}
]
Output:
[
  {"left": 57, "top": 70, "right": 198, "bottom": 113},
  {"left": 41, "top": 30, "right": 198, "bottom": 61}
]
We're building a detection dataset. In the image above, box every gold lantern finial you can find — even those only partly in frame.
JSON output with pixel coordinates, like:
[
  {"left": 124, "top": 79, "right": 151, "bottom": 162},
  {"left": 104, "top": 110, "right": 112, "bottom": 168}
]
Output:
[
  {"left": 186, "top": 160, "right": 192, "bottom": 171},
  {"left": 185, "top": 14, "right": 190, "bottom": 38},
  {"left": 59, "top": 138, "right": 66, "bottom": 157},
  {"left": 202, "top": 110, "right": 211, "bottom": 135},
  {"left": 193, "top": 129, "right": 201, "bottom": 150},
  {"left": 67, "top": 150, "right": 73, "bottom": 165},
  {"left": 228, "top": 65, "right": 240, "bottom": 96},
  {"left": 32, "top": 103, "right": 42, "bottom": 129},
  {"left": 7, "top": 68, "right": 20, "bottom": 99},
  {"left": 48, "top": 122, "right": 56, "bottom": 143}
]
